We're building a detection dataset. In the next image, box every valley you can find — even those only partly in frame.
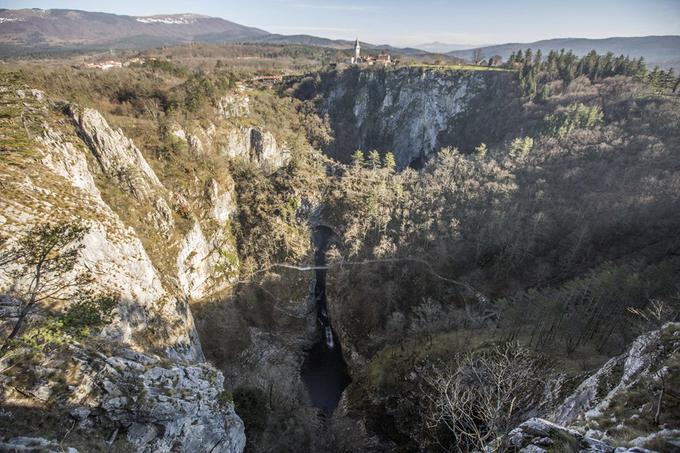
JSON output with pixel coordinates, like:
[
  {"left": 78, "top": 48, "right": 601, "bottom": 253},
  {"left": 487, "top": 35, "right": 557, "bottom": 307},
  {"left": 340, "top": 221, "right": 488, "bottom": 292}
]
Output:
[{"left": 0, "top": 37, "right": 679, "bottom": 453}]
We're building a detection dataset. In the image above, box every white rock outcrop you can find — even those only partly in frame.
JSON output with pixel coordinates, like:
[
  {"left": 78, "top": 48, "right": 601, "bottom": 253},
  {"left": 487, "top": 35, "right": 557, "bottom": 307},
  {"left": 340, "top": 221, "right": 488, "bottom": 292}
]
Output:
[
  {"left": 0, "top": 345, "right": 245, "bottom": 453},
  {"left": 68, "top": 105, "right": 162, "bottom": 199},
  {"left": 97, "top": 348, "right": 245, "bottom": 453},
  {"left": 217, "top": 93, "right": 250, "bottom": 119},
  {"left": 39, "top": 124, "right": 101, "bottom": 198},
  {"left": 0, "top": 436, "right": 79, "bottom": 453},
  {"left": 206, "top": 178, "right": 234, "bottom": 224},
  {"left": 553, "top": 324, "right": 676, "bottom": 425},
  {"left": 222, "top": 126, "right": 290, "bottom": 169},
  {"left": 507, "top": 418, "right": 645, "bottom": 453},
  {"left": 176, "top": 222, "right": 221, "bottom": 301}
]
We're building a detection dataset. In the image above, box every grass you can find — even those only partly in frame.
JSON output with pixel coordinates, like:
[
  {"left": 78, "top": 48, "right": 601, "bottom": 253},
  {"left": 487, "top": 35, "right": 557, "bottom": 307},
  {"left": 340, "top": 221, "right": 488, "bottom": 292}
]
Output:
[{"left": 408, "top": 63, "right": 514, "bottom": 72}]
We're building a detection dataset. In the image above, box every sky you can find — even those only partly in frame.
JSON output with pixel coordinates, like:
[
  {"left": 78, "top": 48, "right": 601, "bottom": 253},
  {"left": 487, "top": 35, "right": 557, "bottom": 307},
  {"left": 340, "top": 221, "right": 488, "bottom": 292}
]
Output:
[{"left": 1, "top": 0, "right": 679, "bottom": 46}]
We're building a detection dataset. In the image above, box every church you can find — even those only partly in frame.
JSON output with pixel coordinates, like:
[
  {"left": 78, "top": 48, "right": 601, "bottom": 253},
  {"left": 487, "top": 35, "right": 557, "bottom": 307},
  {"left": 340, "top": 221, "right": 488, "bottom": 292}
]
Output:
[{"left": 350, "top": 38, "right": 392, "bottom": 66}]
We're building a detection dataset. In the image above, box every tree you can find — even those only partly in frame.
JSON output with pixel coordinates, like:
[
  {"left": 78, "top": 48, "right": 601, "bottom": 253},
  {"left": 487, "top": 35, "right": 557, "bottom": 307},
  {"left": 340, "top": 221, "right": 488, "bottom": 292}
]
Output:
[
  {"left": 473, "top": 143, "right": 488, "bottom": 160},
  {"left": 368, "top": 150, "right": 381, "bottom": 169},
  {"left": 382, "top": 152, "right": 397, "bottom": 172},
  {"left": 1, "top": 222, "right": 91, "bottom": 353},
  {"left": 351, "top": 149, "right": 365, "bottom": 168},
  {"left": 233, "top": 386, "right": 269, "bottom": 436},
  {"left": 422, "top": 343, "right": 548, "bottom": 452},
  {"left": 508, "top": 136, "right": 534, "bottom": 161},
  {"left": 534, "top": 49, "right": 543, "bottom": 66},
  {"left": 472, "top": 48, "right": 483, "bottom": 65}
]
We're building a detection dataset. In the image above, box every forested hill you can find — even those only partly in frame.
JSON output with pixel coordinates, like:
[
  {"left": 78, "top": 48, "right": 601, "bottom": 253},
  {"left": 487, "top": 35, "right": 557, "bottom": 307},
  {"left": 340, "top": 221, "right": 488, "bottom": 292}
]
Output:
[{"left": 448, "top": 36, "right": 680, "bottom": 69}]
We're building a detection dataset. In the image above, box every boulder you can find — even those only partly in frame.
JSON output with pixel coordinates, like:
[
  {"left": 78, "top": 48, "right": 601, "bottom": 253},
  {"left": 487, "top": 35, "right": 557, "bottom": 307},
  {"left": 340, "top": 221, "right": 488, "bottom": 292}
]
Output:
[
  {"left": 0, "top": 436, "right": 78, "bottom": 453},
  {"left": 507, "top": 418, "right": 614, "bottom": 452}
]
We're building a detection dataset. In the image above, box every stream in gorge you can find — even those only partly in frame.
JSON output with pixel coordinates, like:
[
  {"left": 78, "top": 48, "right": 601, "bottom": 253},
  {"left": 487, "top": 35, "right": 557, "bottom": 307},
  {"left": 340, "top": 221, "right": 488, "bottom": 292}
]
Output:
[{"left": 300, "top": 226, "right": 352, "bottom": 414}]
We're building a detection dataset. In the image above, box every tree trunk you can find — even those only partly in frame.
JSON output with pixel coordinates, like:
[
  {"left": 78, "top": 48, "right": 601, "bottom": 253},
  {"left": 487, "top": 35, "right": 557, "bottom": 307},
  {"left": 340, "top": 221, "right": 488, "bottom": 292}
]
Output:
[
  {"left": 0, "top": 303, "right": 32, "bottom": 355},
  {"left": 1, "top": 264, "right": 42, "bottom": 355}
]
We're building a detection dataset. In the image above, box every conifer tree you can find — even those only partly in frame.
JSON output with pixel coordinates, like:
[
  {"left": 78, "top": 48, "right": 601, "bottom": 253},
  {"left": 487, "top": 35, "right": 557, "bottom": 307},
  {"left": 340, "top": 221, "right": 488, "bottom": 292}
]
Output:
[
  {"left": 351, "top": 150, "right": 365, "bottom": 168},
  {"left": 368, "top": 150, "right": 381, "bottom": 169},
  {"left": 382, "top": 152, "right": 396, "bottom": 172},
  {"left": 474, "top": 143, "right": 488, "bottom": 160}
]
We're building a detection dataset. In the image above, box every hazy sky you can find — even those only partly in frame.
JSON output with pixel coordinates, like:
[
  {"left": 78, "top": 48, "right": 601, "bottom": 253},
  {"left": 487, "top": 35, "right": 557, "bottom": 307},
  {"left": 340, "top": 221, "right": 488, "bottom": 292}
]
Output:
[{"left": 2, "top": 0, "right": 679, "bottom": 46}]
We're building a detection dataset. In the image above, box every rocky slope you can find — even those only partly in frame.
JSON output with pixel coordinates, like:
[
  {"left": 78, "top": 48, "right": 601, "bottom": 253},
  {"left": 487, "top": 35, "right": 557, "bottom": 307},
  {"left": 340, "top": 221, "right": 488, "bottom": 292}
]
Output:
[
  {"left": 0, "top": 65, "right": 308, "bottom": 450},
  {"left": 503, "top": 323, "right": 680, "bottom": 452}
]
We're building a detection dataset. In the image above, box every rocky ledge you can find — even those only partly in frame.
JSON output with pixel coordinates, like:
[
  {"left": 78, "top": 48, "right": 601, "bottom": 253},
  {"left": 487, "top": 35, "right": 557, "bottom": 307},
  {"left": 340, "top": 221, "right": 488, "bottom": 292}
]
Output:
[
  {"left": 0, "top": 344, "right": 245, "bottom": 453},
  {"left": 508, "top": 322, "right": 680, "bottom": 452}
]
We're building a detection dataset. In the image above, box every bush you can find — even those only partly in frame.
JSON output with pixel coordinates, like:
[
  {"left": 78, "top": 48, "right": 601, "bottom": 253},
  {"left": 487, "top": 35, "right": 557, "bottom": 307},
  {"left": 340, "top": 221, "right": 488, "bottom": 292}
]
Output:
[
  {"left": 17, "top": 292, "right": 118, "bottom": 351},
  {"left": 62, "top": 292, "right": 118, "bottom": 335}
]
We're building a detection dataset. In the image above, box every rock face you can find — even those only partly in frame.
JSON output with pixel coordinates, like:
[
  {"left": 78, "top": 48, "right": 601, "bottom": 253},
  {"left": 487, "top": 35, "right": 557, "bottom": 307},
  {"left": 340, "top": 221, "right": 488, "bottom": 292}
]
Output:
[
  {"left": 39, "top": 124, "right": 102, "bottom": 198},
  {"left": 68, "top": 105, "right": 162, "bottom": 199},
  {"left": 221, "top": 126, "right": 290, "bottom": 169},
  {"left": 508, "top": 418, "right": 609, "bottom": 452},
  {"left": 206, "top": 178, "right": 235, "bottom": 224},
  {"left": 96, "top": 348, "right": 245, "bottom": 453},
  {"left": 176, "top": 222, "right": 223, "bottom": 301},
  {"left": 1, "top": 107, "right": 201, "bottom": 361},
  {"left": 0, "top": 86, "right": 245, "bottom": 451},
  {"left": 0, "top": 345, "right": 245, "bottom": 453},
  {"left": 308, "top": 67, "right": 512, "bottom": 169},
  {"left": 0, "top": 436, "right": 79, "bottom": 453},
  {"left": 553, "top": 326, "right": 670, "bottom": 425},
  {"left": 217, "top": 92, "right": 250, "bottom": 119},
  {"left": 65, "top": 104, "right": 232, "bottom": 302}
]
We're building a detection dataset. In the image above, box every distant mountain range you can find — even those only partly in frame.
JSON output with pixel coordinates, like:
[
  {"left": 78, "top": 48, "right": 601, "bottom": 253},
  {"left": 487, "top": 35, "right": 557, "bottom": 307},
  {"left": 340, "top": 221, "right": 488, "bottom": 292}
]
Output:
[
  {"left": 447, "top": 36, "right": 680, "bottom": 69},
  {"left": 1, "top": 9, "right": 678, "bottom": 69},
  {"left": 0, "top": 8, "right": 426, "bottom": 57},
  {"left": 415, "top": 42, "right": 477, "bottom": 53},
  {"left": 0, "top": 9, "right": 268, "bottom": 49}
]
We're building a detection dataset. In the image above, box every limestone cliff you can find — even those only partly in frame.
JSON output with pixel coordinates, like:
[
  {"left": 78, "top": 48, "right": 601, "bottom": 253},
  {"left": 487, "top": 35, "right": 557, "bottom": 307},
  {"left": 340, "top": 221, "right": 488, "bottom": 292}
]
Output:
[
  {"left": 0, "top": 84, "right": 245, "bottom": 451},
  {"left": 302, "top": 66, "right": 515, "bottom": 169}
]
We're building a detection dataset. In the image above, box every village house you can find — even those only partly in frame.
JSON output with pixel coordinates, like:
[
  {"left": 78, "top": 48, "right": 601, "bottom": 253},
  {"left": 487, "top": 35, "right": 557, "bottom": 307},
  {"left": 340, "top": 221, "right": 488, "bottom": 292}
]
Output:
[{"left": 350, "top": 38, "right": 392, "bottom": 66}]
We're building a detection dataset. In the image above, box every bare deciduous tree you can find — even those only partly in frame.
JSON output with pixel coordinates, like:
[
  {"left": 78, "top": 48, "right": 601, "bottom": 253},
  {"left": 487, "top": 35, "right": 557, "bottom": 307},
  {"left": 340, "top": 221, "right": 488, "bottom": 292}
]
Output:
[
  {"left": 627, "top": 296, "right": 680, "bottom": 331},
  {"left": 472, "top": 49, "right": 483, "bottom": 65},
  {"left": 421, "top": 342, "right": 548, "bottom": 452}
]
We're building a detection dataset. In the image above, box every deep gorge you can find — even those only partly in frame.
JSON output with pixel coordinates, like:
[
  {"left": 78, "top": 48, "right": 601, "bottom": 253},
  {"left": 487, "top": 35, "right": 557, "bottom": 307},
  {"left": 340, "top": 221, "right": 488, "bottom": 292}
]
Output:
[{"left": 1, "top": 56, "right": 679, "bottom": 452}]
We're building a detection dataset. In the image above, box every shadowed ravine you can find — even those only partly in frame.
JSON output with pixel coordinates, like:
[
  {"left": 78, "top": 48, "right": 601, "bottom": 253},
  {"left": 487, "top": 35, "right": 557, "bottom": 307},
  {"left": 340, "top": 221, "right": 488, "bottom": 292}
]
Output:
[{"left": 300, "top": 226, "right": 351, "bottom": 414}]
